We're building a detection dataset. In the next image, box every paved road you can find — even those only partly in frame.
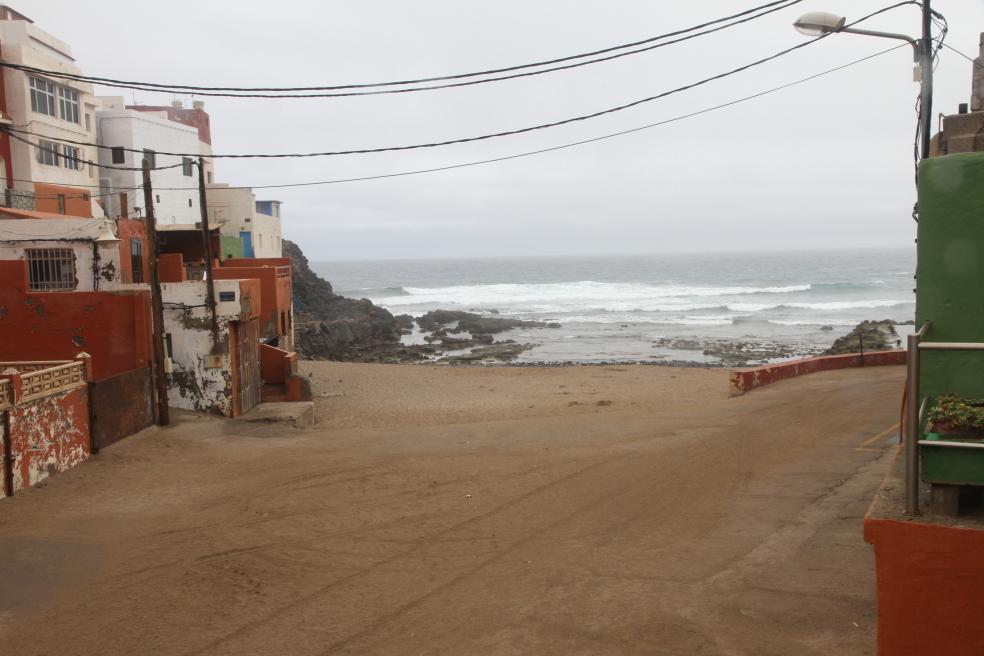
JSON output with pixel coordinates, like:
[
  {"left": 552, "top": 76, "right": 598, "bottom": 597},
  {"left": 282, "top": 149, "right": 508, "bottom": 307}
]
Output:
[{"left": 0, "top": 365, "right": 902, "bottom": 655}]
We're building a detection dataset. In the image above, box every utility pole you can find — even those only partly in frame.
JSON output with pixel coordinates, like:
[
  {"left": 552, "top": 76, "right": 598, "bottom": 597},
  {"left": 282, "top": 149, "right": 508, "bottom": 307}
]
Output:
[
  {"left": 197, "top": 157, "right": 220, "bottom": 351},
  {"left": 919, "top": 0, "right": 934, "bottom": 159},
  {"left": 141, "top": 159, "right": 169, "bottom": 426}
]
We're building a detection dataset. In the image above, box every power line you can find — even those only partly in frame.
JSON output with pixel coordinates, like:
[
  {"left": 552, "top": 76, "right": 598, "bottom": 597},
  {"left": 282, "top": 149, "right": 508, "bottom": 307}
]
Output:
[
  {"left": 0, "top": 44, "right": 906, "bottom": 194},
  {"left": 0, "top": 1, "right": 806, "bottom": 98},
  {"left": 1, "top": 128, "right": 185, "bottom": 172},
  {"left": 942, "top": 43, "right": 983, "bottom": 69},
  {"left": 0, "top": 3, "right": 916, "bottom": 163}
]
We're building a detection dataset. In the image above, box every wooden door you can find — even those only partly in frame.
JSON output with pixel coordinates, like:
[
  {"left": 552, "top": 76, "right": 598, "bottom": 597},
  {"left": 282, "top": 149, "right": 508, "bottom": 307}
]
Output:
[{"left": 233, "top": 319, "right": 261, "bottom": 415}]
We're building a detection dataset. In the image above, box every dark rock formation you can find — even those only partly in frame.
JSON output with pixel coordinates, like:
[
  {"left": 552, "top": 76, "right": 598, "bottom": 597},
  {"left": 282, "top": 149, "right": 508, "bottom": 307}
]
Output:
[
  {"left": 285, "top": 240, "right": 407, "bottom": 361},
  {"left": 417, "top": 309, "right": 558, "bottom": 335},
  {"left": 826, "top": 320, "right": 901, "bottom": 355}
]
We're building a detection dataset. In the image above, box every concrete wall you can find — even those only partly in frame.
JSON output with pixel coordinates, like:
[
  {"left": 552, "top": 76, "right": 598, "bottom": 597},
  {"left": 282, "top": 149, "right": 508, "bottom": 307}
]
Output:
[
  {"left": 0, "top": 217, "right": 123, "bottom": 291},
  {"left": 161, "top": 278, "right": 260, "bottom": 416},
  {"left": 917, "top": 153, "right": 984, "bottom": 399},
  {"left": 2, "top": 385, "right": 90, "bottom": 497},
  {"left": 96, "top": 108, "right": 204, "bottom": 222},
  {"left": 865, "top": 516, "right": 984, "bottom": 655},
  {"left": 972, "top": 32, "right": 983, "bottom": 113},
  {"left": 0, "top": 17, "right": 100, "bottom": 214},
  {"left": 730, "top": 351, "right": 907, "bottom": 396},
  {"left": 0, "top": 260, "right": 151, "bottom": 381}
]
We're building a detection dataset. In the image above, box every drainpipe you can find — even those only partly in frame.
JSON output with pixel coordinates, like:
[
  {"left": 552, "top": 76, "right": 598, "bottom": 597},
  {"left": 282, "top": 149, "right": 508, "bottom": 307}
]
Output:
[{"left": 1, "top": 410, "right": 12, "bottom": 498}]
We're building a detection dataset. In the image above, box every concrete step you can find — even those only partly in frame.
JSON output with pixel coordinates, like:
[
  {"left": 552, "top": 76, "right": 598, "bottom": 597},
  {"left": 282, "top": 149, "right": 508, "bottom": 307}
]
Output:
[{"left": 234, "top": 402, "right": 314, "bottom": 429}]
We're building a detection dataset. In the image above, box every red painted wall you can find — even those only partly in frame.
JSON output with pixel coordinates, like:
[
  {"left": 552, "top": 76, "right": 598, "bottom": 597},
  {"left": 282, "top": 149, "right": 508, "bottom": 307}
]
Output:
[
  {"left": 214, "top": 266, "right": 288, "bottom": 339},
  {"left": 117, "top": 218, "right": 149, "bottom": 284},
  {"left": 730, "top": 351, "right": 907, "bottom": 395},
  {"left": 158, "top": 253, "right": 186, "bottom": 283},
  {"left": 0, "top": 262, "right": 151, "bottom": 381},
  {"left": 864, "top": 518, "right": 984, "bottom": 655},
  {"left": 2, "top": 385, "right": 90, "bottom": 497},
  {"left": 34, "top": 182, "right": 93, "bottom": 217}
]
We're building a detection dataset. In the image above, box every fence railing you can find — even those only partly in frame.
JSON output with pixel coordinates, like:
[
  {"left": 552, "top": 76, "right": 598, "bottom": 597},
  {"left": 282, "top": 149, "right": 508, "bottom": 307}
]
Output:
[
  {"left": 0, "top": 378, "right": 12, "bottom": 410},
  {"left": 0, "top": 354, "right": 91, "bottom": 408},
  {"left": 904, "top": 323, "right": 984, "bottom": 514}
]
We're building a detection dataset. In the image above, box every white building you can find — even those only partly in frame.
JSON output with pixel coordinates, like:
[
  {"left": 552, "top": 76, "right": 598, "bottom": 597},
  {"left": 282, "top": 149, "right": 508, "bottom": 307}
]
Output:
[
  {"left": 0, "top": 6, "right": 102, "bottom": 216},
  {"left": 95, "top": 98, "right": 213, "bottom": 223},
  {"left": 0, "top": 212, "right": 122, "bottom": 291},
  {"left": 207, "top": 184, "right": 283, "bottom": 258}
]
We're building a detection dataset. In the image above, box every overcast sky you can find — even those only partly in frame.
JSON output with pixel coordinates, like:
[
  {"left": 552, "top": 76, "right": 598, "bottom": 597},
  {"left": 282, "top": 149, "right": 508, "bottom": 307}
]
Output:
[{"left": 21, "top": 0, "right": 984, "bottom": 260}]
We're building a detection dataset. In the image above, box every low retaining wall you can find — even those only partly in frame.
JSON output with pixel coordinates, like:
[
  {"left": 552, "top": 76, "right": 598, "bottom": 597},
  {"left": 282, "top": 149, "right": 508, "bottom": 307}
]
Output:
[
  {"left": 729, "top": 350, "right": 907, "bottom": 396},
  {"left": 864, "top": 516, "right": 984, "bottom": 655}
]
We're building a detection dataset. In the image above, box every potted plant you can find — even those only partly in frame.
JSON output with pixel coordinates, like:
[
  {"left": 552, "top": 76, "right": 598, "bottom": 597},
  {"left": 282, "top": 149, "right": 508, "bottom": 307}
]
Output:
[{"left": 926, "top": 394, "right": 984, "bottom": 439}]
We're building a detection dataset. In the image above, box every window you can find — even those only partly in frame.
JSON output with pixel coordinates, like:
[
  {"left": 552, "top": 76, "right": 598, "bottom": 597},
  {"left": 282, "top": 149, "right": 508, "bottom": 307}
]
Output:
[
  {"left": 155, "top": 194, "right": 160, "bottom": 203},
  {"left": 111, "top": 147, "right": 125, "bottom": 164},
  {"left": 188, "top": 198, "right": 193, "bottom": 207},
  {"left": 25, "top": 248, "right": 76, "bottom": 291},
  {"left": 62, "top": 144, "right": 82, "bottom": 170},
  {"left": 207, "top": 171, "right": 212, "bottom": 183},
  {"left": 29, "top": 77, "right": 56, "bottom": 116},
  {"left": 182, "top": 157, "right": 193, "bottom": 176},
  {"left": 142, "top": 149, "right": 156, "bottom": 168},
  {"left": 57, "top": 194, "right": 66, "bottom": 214},
  {"left": 130, "top": 238, "right": 143, "bottom": 283},
  {"left": 36, "top": 139, "right": 59, "bottom": 166},
  {"left": 84, "top": 113, "right": 91, "bottom": 131},
  {"left": 58, "top": 86, "right": 80, "bottom": 123}
]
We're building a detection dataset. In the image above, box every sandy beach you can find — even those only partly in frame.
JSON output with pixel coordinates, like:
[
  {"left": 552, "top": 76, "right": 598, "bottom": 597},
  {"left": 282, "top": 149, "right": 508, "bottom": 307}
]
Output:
[{"left": 0, "top": 362, "right": 904, "bottom": 655}]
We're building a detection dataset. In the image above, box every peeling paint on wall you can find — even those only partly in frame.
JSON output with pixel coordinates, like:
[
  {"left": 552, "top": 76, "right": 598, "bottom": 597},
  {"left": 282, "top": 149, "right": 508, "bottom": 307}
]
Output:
[{"left": 1, "top": 386, "right": 90, "bottom": 497}]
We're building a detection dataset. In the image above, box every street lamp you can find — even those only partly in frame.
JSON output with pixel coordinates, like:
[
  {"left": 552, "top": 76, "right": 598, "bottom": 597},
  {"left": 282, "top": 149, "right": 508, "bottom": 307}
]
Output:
[
  {"left": 793, "top": 9, "right": 934, "bottom": 158},
  {"left": 796, "top": 5, "right": 936, "bottom": 516}
]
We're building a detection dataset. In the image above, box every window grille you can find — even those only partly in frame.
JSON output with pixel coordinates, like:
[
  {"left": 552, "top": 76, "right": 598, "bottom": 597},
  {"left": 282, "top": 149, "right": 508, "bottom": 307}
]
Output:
[
  {"left": 36, "top": 140, "right": 59, "bottom": 166},
  {"left": 29, "top": 77, "right": 56, "bottom": 116},
  {"left": 25, "top": 248, "right": 76, "bottom": 291},
  {"left": 182, "top": 157, "right": 193, "bottom": 176},
  {"left": 58, "top": 86, "right": 80, "bottom": 124}
]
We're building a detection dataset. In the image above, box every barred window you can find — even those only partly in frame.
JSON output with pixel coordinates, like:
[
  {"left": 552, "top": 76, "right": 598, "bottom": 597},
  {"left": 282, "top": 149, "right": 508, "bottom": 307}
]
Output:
[
  {"left": 62, "top": 144, "right": 82, "bottom": 170},
  {"left": 29, "top": 77, "right": 56, "bottom": 116},
  {"left": 25, "top": 248, "right": 76, "bottom": 291},
  {"left": 182, "top": 157, "right": 193, "bottom": 176},
  {"left": 37, "top": 139, "right": 59, "bottom": 166},
  {"left": 58, "top": 86, "right": 80, "bottom": 123}
]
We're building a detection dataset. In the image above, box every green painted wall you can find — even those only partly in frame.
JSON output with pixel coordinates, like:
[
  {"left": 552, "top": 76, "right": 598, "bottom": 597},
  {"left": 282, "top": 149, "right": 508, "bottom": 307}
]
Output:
[
  {"left": 220, "top": 236, "right": 244, "bottom": 260},
  {"left": 917, "top": 152, "right": 984, "bottom": 399}
]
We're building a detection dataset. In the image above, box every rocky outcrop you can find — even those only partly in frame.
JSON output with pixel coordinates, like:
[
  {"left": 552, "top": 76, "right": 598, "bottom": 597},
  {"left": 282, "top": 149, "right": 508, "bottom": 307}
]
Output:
[
  {"left": 417, "top": 310, "right": 560, "bottom": 335},
  {"left": 285, "top": 240, "right": 406, "bottom": 361},
  {"left": 826, "top": 320, "right": 901, "bottom": 355}
]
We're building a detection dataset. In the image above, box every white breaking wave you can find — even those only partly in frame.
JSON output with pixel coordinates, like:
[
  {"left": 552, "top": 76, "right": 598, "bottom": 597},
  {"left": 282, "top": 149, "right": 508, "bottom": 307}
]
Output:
[{"left": 373, "top": 280, "right": 811, "bottom": 308}]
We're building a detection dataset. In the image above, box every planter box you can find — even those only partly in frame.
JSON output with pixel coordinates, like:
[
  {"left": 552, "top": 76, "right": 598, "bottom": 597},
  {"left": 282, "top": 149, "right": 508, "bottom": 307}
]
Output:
[{"left": 921, "top": 432, "right": 984, "bottom": 485}]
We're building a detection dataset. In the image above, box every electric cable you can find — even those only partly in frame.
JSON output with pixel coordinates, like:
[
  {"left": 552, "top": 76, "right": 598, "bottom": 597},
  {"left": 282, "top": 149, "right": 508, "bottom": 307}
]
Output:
[
  {"left": 0, "top": 1, "right": 807, "bottom": 98},
  {"left": 0, "top": 3, "right": 919, "bottom": 163},
  {"left": 0, "top": 44, "right": 906, "bottom": 194}
]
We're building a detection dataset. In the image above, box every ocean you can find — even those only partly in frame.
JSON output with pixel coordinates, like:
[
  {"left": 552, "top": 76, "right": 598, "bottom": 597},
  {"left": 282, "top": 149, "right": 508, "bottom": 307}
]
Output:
[{"left": 312, "top": 248, "right": 916, "bottom": 364}]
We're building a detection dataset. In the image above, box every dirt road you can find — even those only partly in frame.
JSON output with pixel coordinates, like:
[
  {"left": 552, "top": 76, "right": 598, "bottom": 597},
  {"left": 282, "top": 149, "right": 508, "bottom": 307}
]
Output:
[{"left": 0, "top": 363, "right": 903, "bottom": 655}]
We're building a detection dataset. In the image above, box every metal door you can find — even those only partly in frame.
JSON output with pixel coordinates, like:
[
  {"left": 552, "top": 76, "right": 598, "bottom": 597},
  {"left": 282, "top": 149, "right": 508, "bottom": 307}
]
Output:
[{"left": 233, "top": 319, "right": 261, "bottom": 415}]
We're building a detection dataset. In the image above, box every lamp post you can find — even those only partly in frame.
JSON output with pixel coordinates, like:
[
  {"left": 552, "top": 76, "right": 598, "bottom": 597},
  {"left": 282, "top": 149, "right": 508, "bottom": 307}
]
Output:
[
  {"left": 793, "top": 5, "right": 934, "bottom": 158},
  {"left": 795, "top": 5, "right": 936, "bottom": 515}
]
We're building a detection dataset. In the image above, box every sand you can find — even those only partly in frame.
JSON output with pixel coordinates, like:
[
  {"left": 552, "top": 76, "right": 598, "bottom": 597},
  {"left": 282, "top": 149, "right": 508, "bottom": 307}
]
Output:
[{"left": 0, "top": 362, "right": 904, "bottom": 655}]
